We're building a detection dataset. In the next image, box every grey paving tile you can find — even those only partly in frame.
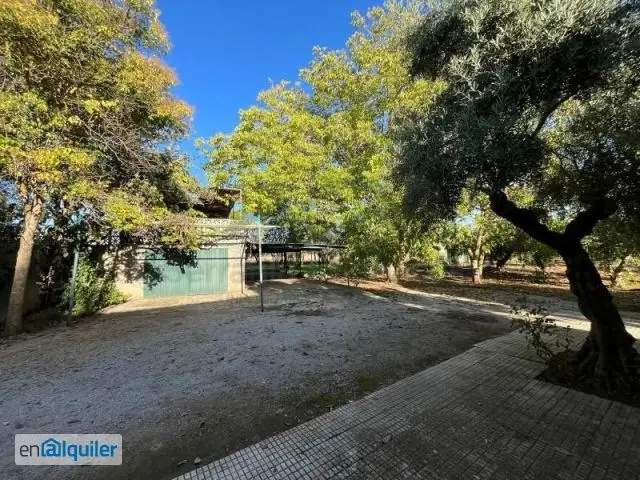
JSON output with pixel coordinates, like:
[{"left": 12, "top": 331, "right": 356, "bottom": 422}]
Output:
[{"left": 173, "top": 331, "right": 640, "bottom": 480}]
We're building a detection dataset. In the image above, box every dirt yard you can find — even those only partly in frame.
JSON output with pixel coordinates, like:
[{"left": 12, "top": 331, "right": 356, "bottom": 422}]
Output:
[
  {"left": 1, "top": 278, "right": 636, "bottom": 480},
  {"left": 410, "top": 264, "right": 640, "bottom": 313}
]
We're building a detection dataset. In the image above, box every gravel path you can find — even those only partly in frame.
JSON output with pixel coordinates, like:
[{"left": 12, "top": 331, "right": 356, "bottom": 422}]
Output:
[{"left": 1, "top": 279, "right": 534, "bottom": 479}]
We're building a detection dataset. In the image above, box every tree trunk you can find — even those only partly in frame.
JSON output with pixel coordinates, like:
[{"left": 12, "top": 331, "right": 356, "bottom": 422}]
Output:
[
  {"left": 394, "top": 252, "right": 410, "bottom": 282},
  {"left": 610, "top": 256, "right": 629, "bottom": 288},
  {"left": 489, "top": 191, "right": 638, "bottom": 387},
  {"left": 386, "top": 264, "right": 398, "bottom": 283},
  {"left": 495, "top": 250, "right": 513, "bottom": 271},
  {"left": 471, "top": 256, "right": 484, "bottom": 284},
  {"left": 564, "top": 245, "right": 637, "bottom": 384},
  {"left": 468, "top": 233, "right": 485, "bottom": 284},
  {"left": 5, "top": 196, "right": 43, "bottom": 336}
]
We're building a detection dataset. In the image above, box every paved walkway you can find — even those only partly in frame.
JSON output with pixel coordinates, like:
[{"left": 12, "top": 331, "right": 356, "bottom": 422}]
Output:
[{"left": 175, "top": 325, "right": 640, "bottom": 480}]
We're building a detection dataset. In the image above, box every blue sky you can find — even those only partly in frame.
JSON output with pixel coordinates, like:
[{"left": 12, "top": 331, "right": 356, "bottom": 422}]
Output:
[{"left": 156, "top": 1, "right": 376, "bottom": 183}]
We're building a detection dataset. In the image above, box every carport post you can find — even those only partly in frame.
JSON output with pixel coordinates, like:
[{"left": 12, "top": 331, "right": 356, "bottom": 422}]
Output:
[
  {"left": 258, "top": 223, "right": 264, "bottom": 312},
  {"left": 68, "top": 249, "right": 79, "bottom": 324}
]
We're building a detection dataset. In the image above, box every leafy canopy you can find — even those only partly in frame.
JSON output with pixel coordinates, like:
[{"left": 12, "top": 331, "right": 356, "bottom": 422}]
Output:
[
  {"left": 397, "top": 0, "right": 640, "bottom": 228},
  {"left": 0, "top": 0, "right": 196, "bottom": 242},
  {"left": 203, "top": 1, "right": 443, "bottom": 272}
]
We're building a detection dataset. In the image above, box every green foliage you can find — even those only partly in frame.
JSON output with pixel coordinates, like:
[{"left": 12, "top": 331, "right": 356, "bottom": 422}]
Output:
[
  {"left": 510, "top": 299, "right": 571, "bottom": 361},
  {"left": 524, "top": 241, "right": 557, "bottom": 273},
  {"left": 516, "top": 217, "right": 565, "bottom": 271},
  {"left": 397, "top": 0, "right": 640, "bottom": 229},
  {"left": 615, "top": 266, "right": 640, "bottom": 290},
  {"left": 442, "top": 191, "right": 517, "bottom": 257},
  {"left": 343, "top": 180, "right": 443, "bottom": 280},
  {"left": 330, "top": 251, "right": 364, "bottom": 283},
  {"left": 0, "top": 0, "right": 197, "bottom": 237},
  {"left": 202, "top": 1, "right": 442, "bottom": 277},
  {"left": 437, "top": 189, "right": 538, "bottom": 280},
  {"left": 63, "top": 260, "right": 127, "bottom": 316},
  {"left": 0, "top": 191, "right": 19, "bottom": 287},
  {"left": 585, "top": 215, "right": 640, "bottom": 285},
  {"left": 0, "top": 0, "right": 200, "bottom": 333},
  {"left": 405, "top": 255, "right": 445, "bottom": 279}
]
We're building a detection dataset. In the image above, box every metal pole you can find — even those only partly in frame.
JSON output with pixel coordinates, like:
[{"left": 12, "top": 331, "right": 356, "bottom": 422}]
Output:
[
  {"left": 258, "top": 223, "right": 264, "bottom": 312},
  {"left": 68, "top": 249, "right": 79, "bottom": 323}
]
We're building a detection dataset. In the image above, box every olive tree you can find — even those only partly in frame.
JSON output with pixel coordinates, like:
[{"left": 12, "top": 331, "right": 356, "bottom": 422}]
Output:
[
  {"left": 396, "top": 0, "right": 640, "bottom": 386},
  {"left": 586, "top": 215, "right": 640, "bottom": 288},
  {"left": 440, "top": 190, "right": 519, "bottom": 283}
]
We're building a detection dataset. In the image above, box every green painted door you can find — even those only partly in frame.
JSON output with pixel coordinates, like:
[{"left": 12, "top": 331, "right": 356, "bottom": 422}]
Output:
[{"left": 143, "top": 248, "right": 228, "bottom": 298}]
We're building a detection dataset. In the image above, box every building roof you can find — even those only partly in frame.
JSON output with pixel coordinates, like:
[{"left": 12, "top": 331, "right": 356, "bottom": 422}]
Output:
[
  {"left": 191, "top": 188, "right": 241, "bottom": 219},
  {"left": 247, "top": 242, "right": 346, "bottom": 253}
]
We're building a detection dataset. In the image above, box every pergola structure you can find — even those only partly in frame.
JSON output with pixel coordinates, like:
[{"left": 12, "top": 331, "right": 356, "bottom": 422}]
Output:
[
  {"left": 198, "top": 222, "right": 280, "bottom": 312},
  {"left": 200, "top": 223, "right": 346, "bottom": 311}
]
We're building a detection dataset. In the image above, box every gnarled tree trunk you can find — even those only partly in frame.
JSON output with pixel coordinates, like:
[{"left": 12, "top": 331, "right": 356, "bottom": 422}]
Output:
[
  {"left": 5, "top": 196, "right": 43, "bottom": 336},
  {"left": 490, "top": 191, "right": 638, "bottom": 388},
  {"left": 562, "top": 244, "right": 636, "bottom": 382}
]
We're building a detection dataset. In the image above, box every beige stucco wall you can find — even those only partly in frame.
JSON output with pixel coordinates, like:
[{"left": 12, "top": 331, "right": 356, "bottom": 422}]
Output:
[
  {"left": 103, "top": 247, "right": 146, "bottom": 301},
  {"left": 224, "top": 241, "right": 245, "bottom": 293}
]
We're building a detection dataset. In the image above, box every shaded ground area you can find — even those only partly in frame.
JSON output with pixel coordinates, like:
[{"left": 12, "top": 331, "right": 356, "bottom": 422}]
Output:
[
  {"left": 175, "top": 328, "right": 640, "bottom": 480},
  {"left": 0, "top": 280, "right": 514, "bottom": 480},
  {"left": 539, "top": 356, "right": 640, "bottom": 409},
  {"left": 401, "top": 265, "right": 640, "bottom": 313}
]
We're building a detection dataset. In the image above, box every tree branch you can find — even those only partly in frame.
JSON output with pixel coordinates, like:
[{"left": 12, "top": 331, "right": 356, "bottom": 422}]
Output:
[
  {"left": 489, "top": 191, "right": 564, "bottom": 250},
  {"left": 564, "top": 198, "right": 617, "bottom": 241},
  {"left": 532, "top": 93, "right": 574, "bottom": 137}
]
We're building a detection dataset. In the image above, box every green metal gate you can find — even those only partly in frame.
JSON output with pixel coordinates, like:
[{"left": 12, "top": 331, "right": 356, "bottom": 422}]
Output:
[{"left": 143, "top": 248, "right": 229, "bottom": 298}]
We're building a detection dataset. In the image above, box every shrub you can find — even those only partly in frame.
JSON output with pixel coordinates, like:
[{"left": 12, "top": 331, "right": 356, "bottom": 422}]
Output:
[
  {"left": 405, "top": 258, "right": 445, "bottom": 279},
  {"left": 330, "top": 251, "right": 377, "bottom": 287},
  {"left": 63, "top": 260, "right": 127, "bottom": 316},
  {"left": 429, "top": 261, "right": 445, "bottom": 280},
  {"left": 510, "top": 298, "right": 571, "bottom": 360}
]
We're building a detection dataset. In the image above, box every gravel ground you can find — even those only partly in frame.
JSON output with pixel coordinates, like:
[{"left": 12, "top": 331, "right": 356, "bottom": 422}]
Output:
[{"left": 1, "top": 279, "right": 544, "bottom": 479}]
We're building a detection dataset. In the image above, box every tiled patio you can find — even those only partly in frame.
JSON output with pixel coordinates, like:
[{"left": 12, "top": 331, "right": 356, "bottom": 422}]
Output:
[{"left": 175, "top": 324, "right": 640, "bottom": 480}]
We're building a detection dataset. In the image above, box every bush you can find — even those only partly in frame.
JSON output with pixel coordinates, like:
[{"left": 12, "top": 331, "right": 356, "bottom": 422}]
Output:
[
  {"left": 330, "top": 252, "right": 377, "bottom": 286},
  {"left": 510, "top": 298, "right": 571, "bottom": 360},
  {"left": 405, "top": 258, "right": 445, "bottom": 279},
  {"left": 429, "top": 261, "right": 445, "bottom": 280},
  {"left": 63, "top": 260, "right": 127, "bottom": 316}
]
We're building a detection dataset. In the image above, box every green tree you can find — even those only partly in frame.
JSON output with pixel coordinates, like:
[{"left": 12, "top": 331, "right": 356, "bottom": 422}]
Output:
[
  {"left": 344, "top": 181, "right": 441, "bottom": 282},
  {"left": 587, "top": 215, "right": 640, "bottom": 288},
  {"left": 440, "top": 191, "right": 519, "bottom": 283},
  {"left": 203, "top": 1, "right": 441, "bottom": 279},
  {"left": 201, "top": 82, "right": 345, "bottom": 241},
  {"left": 0, "top": 0, "right": 194, "bottom": 335},
  {"left": 0, "top": 191, "right": 19, "bottom": 290},
  {"left": 397, "top": 0, "right": 640, "bottom": 385}
]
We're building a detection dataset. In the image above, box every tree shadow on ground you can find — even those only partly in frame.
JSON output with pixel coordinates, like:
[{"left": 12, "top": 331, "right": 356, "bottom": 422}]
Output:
[
  {"left": 400, "top": 270, "right": 640, "bottom": 314},
  {"left": 0, "top": 279, "right": 514, "bottom": 480}
]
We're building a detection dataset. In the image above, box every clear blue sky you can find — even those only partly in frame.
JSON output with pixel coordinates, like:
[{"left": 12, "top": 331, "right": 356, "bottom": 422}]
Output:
[{"left": 156, "top": 1, "right": 376, "bottom": 183}]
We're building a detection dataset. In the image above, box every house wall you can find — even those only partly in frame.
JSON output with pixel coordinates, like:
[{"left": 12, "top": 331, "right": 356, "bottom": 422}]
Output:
[
  {"left": 103, "top": 248, "right": 145, "bottom": 301},
  {"left": 107, "top": 238, "right": 246, "bottom": 301},
  {"left": 224, "top": 241, "right": 245, "bottom": 293}
]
